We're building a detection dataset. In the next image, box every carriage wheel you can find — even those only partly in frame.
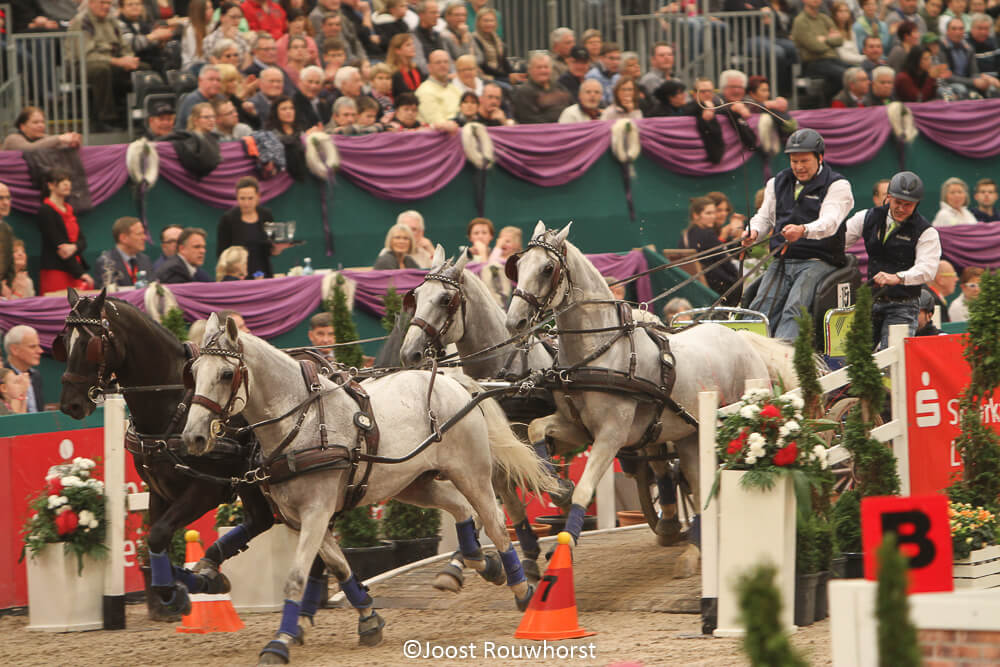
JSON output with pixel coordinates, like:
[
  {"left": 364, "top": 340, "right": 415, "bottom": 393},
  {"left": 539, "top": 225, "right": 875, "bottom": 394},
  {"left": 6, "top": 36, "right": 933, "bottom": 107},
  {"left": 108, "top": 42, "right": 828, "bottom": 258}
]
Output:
[{"left": 822, "top": 397, "right": 885, "bottom": 495}]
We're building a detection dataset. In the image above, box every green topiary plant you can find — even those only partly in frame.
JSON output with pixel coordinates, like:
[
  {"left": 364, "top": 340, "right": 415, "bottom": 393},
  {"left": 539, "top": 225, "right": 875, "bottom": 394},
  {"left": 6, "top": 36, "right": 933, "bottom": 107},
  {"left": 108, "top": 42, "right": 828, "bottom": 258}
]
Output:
[
  {"left": 793, "top": 308, "right": 823, "bottom": 420},
  {"left": 160, "top": 306, "right": 188, "bottom": 342},
  {"left": 382, "top": 499, "right": 441, "bottom": 540},
  {"left": 845, "top": 285, "right": 885, "bottom": 422},
  {"left": 737, "top": 563, "right": 808, "bottom": 667},
  {"left": 381, "top": 285, "right": 403, "bottom": 334},
  {"left": 327, "top": 274, "right": 364, "bottom": 368},
  {"left": 334, "top": 505, "right": 380, "bottom": 548},
  {"left": 876, "top": 533, "right": 921, "bottom": 667},
  {"left": 796, "top": 514, "right": 821, "bottom": 574},
  {"left": 832, "top": 489, "right": 862, "bottom": 554}
]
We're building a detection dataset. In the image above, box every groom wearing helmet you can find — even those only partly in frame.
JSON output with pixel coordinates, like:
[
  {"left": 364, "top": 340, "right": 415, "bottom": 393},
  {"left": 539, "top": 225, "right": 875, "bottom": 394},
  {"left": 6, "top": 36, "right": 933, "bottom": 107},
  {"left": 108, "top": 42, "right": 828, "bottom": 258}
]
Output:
[
  {"left": 742, "top": 128, "right": 855, "bottom": 340},
  {"left": 843, "top": 171, "right": 941, "bottom": 349}
]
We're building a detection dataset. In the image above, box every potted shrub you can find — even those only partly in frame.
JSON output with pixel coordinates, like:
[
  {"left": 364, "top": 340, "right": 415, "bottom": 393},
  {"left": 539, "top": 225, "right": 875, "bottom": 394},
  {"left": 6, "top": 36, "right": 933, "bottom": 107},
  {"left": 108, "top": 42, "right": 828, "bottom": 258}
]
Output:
[
  {"left": 794, "top": 514, "right": 821, "bottom": 627},
  {"left": 20, "top": 458, "right": 107, "bottom": 631},
  {"left": 334, "top": 505, "right": 395, "bottom": 581},
  {"left": 813, "top": 515, "right": 833, "bottom": 620},
  {"left": 383, "top": 500, "right": 442, "bottom": 568},
  {"left": 135, "top": 512, "right": 188, "bottom": 621},
  {"left": 831, "top": 490, "right": 864, "bottom": 578},
  {"left": 950, "top": 501, "right": 1000, "bottom": 590}
]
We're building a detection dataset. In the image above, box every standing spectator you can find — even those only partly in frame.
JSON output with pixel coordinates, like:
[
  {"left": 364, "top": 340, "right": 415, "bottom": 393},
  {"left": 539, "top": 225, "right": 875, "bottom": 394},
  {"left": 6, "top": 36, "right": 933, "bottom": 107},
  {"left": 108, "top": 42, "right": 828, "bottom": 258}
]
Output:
[
  {"left": 241, "top": 0, "right": 287, "bottom": 39},
  {"left": 512, "top": 52, "right": 572, "bottom": 123},
  {"left": 453, "top": 54, "right": 485, "bottom": 96},
  {"left": 895, "top": 45, "right": 949, "bottom": 101},
  {"left": 396, "top": 210, "right": 434, "bottom": 268},
  {"left": 970, "top": 178, "right": 999, "bottom": 222},
  {"left": 244, "top": 33, "right": 290, "bottom": 96},
  {"left": 872, "top": 178, "right": 890, "bottom": 206},
  {"left": 791, "top": 0, "right": 850, "bottom": 101},
  {"left": 373, "top": 0, "right": 409, "bottom": 50},
  {"left": 549, "top": 27, "right": 576, "bottom": 78},
  {"left": 218, "top": 176, "right": 289, "bottom": 278},
  {"left": 471, "top": 8, "right": 513, "bottom": 86},
  {"left": 70, "top": 0, "right": 141, "bottom": 131},
  {"left": 180, "top": 0, "right": 213, "bottom": 71},
  {"left": 413, "top": 1, "right": 444, "bottom": 68},
  {"left": 557, "top": 45, "right": 591, "bottom": 99},
  {"left": 859, "top": 35, "right": 886, "bottom": 76},
  {"left": 2, "top": 106, "right": 81, "bottom": 151},
  {"left": 216, "top": 245, "right": 248, "bottom": 280},
  {"left": 832, "top": 1, "right": 864, "bottom": 66},
  {"left": 370, "top": 62, "right": 396, "bottom": 119},
  {"left": 246, "top": 66, "right": 286, "bottom": 122},
  {"left": 267, "top": 95, "right": 312, "bottom": 180},
  {"left": 38, "top": 169, "right": 94, "bottom": 294},
  {"left": 940, "top": 16, "right": 1000, "bottom": 97},
  {"left": 585, "top": 41, "right": 622, "bottom": 106},
  {"left": 557, "top": 78, "right": 603, "bottom": 122},
  {"left": 925, "top": 259, "right": 958, "bottom": 322},
  {"left": 969, "top": 14, "right": 999, "bottom": 74},
  {"left": 292, "top": 65, "right": 332, "bottom": 129},
  {"left": 155, "top": 227, "right": 213, "bottom": 283},
  {"left": 213, "top": 98, "right": 253, "bottom": 139},
  {"left": 4, "top": 325, "right": 43, "bottom": 412},
  {"left": 373, "top": 223, "right": 420, "bottom": 269},
  {"left": 307, "top": 311, "right": 336, "bottom": 361},
  {"left": 7, "top": 239, "right": 36, "bottom": 299},
  {"left": 176, "top": 65, "right": 223, "bottom": 128},
  {"left": 440, "top": 2, "right": 472, "bottom": 62},
  {"left": 639, "top": 42, "right": 677, "bottom": 97},
  {"left": 707, "top": 190, "right": 746, "bottom": 242},
  {"left": 831, "top": 66, "right": 870, "bottom": 106},
  {"left": 416, "top": 50, "right": 461, "bottom": 124},
  {"left": 385, "top": 92, "right": 427, "bottom": 130},
  {"left": 277, "top": 9, "right": 320, "bottom": 66},
  {"left": 939, "top": 0, "right": 972, "bottom": 34},
  {"left": 886, "top": 0, "right": 928, "bottom": 36},
  {"left": 387, "top": 33, "right": 425, "bottom": 98},
  {"left": 932, "top": 176, "right": 978, "bottom": 226},
  {"left": 478, "top": 82, "right": 511, "bottom": 126},
  {"left": 600, "top": 77, "right": 642, "bottom": 120},
  {"left": 316, "top": 13, "right": 348, "bottom": 56},
  {"left": 154, "top": 224, "right": 183, "bottom": 269},
  {"left": 852, "top": 0, "right": 890, "bottom": 52},
  {"left": 95, "top": 216, "right": 155, "bottom": 287},
  {"left": 451, "top": 91, "right": 483, "bottom": 126},
  {"left": 948, "top": 266, "right": 984, "bottom": 322},
  {"left": 327, "top": 96, "right": 358, "bottom": 132},
  {"left": 580, "top": 28, "right": 602, "bottom": 63},
  {"left": 865, "top": 65, "right": 896, "bottom": 104},
  {"left": 887, "top": 20, "right": 920, "bottom": 72},
  {"left": 117, "top": 0, "right": 175, "bottom": 73},
  {"left": 465, "top": 0, "right": 502, "bottom": 38},
  {"left": 728, "top": 0, "right": 799, "bottom": 97},
  {"left": 649, "top": 79, "right": 692, "bottom": 116}
]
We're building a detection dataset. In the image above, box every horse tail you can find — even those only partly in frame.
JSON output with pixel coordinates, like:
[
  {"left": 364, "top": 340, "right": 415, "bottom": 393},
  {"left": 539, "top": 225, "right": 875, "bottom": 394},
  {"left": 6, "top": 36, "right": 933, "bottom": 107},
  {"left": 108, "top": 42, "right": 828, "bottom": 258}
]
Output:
[{"left": 737, "top": 330, "right": 802, "bottom": 391}]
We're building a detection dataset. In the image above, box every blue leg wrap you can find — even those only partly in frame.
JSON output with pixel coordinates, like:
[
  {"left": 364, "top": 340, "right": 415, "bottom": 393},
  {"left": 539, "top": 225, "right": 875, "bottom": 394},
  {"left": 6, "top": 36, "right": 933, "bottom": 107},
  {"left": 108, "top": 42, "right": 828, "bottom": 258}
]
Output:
[
  {"left": 172, "top": 564, "right": 204, "bottom": 593},
  {"left": 532, "top": 440, "right": 557, "bottom": 475},
  {"left": 656, "top": 474, "right": 677, "bottom": 505},
  {"left": 689, "top": 514, "right": 701, "bottom": 548},
  {"left": 456, "top": 517, "right": 481, "bottom": 558},
  {"left": 149, "top": 550, "right": 173, "bottom": 587},
  {"left": 300, "top": 577, "right": 326, "bottom": 620},
  {"left": 340, "top": 574, "right": 373, "bottom": 610},
  {"left": 499, "top": 547, "right": 525, "bottom": 586},
  {"left": 279, "top": 599, "right": 301, "bottom": 637},
  {"left": 514, "top": 518, "right": 540, "bottom": 558},
  {"left": 564, "top": 503, "right": 587, "bottom": 541},
  {"left": 205, "top": 524, "right": 252, "bottom": 564}
]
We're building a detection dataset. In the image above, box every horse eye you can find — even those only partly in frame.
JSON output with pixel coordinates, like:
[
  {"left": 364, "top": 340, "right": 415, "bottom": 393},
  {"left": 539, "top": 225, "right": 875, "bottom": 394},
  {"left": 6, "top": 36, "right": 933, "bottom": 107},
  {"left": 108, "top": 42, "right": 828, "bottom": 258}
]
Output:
[
  {"left": 439, "top": 293, "right": 452, "bottom": 306},
  {"left": 542, "top": 263, "right": 554, "bottom": 275},
  {"left": 221, "top": 369, "right": 234, "bottom": 381}
]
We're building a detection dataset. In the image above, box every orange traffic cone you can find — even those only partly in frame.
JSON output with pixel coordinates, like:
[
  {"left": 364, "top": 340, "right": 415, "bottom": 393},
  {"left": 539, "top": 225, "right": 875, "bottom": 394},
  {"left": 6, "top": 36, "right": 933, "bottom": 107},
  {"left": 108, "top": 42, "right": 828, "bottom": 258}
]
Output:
[
  {"left": 515, "top": 532, "right": 595, "bottom": 640},
  {"left": 176, "top": 530, "right": 244, "bottom": 634}
]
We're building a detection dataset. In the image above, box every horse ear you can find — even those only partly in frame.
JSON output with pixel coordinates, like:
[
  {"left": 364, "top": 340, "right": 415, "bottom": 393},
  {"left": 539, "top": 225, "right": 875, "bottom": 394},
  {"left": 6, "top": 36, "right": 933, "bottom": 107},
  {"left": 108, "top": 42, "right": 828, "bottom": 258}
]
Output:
[
  {"left": 431, "top": 244, "right": 446, "bottom": 269},
  {"left": 67, "top": 287, "right": 79, "bottom": 308},
  {"left": 554, "top": 221, "right": 573, "bottom": 245},
  {"left": 454, "top": 247, "right": 471, "bottom": 271},
  {"left": 92, "top": 287, "right": 107, "bottom": 313},
  {"left": 225, "top": 316, "right": 239, "bottom": 344},
  {"left": 206, "top": 312, "right": 220, "bottom": 337},
  {"left": 532, "top": 220, "right": 546, "bottom": 239}
]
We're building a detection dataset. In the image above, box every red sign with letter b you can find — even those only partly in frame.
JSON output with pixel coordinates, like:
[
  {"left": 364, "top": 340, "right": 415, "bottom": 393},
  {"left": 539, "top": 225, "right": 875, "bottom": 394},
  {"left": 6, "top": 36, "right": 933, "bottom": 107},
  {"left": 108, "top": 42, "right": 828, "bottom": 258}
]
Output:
[{"left": 861, "top": 494, "right": 953, "bottom": 594}]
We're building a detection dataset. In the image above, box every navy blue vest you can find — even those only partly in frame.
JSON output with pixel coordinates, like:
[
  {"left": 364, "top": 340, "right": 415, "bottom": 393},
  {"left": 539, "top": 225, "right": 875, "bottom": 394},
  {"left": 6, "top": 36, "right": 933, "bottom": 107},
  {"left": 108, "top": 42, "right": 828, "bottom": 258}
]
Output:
[
  {"left": 861, "top": 205, "right": 932, "bottom": 300},
  {"left": 770, "top": 165, "right": 848, "bottom": 267}
]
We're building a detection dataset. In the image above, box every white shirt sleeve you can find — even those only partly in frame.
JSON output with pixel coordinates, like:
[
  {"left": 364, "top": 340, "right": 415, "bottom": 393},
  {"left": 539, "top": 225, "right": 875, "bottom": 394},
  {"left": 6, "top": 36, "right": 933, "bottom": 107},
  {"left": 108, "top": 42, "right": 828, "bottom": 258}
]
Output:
[
  {"left": 899, "top": 226, "right": 942, "bottom": 286},
  {"left": 803, "top": 178, "right": 855, "bottom": 240},
  {"left": 843, "top": 209, "right": 867, "bottom": 248},
  {"left": 748, "top": 178, "right": 777, "bottom": 238}
]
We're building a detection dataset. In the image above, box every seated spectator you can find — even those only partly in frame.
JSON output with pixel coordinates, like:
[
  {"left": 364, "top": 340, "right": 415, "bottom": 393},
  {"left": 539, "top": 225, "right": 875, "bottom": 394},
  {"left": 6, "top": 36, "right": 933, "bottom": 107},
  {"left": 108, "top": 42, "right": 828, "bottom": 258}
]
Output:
[
  {"left": 387, "top": 33, "right": 425, "bottom": 98},
  {"left": 832, "top": 2, "right": 864, "bottom": 66},
  {"left": 317, "top": 14, "right": 349, "bottom": 57},
  {"left": 452, "top": 91, "right": 484, "bottom": 126},
  {"left": 320, "top": 40, "right": 347, "bottom": 98},
  {"left": 213, "top": 98, "right": 253, "bottom": 140},
  {"left": 441, "top": 2, "right": 472, "bottom": 62},
  {"left": 204, "top": 2, "right": 252, "bottom": 69},
  {"left": 331, "top": 65, "right": 363, "bottom": 103},
  {"left": 0, "top": 367, "right": 30, "bottom": 415},
  {"left": 557, "top": 45, "right": 592, "bottom": 100},
  {"left": 244, "top": 34, "right": 290, "bottom": 93},
  {"left": 866, "top": 65, "right": 896, "bottom": 104},
  {"left": 678, "top": 195, "right": 739, "bottom": 302},
  {"left": 895, "top": 45, "right": 949, "bottom": 101},
  {"left": 413, "top": 1, "right": 444, "bottom": 69},
  {"left": 4, "top": 325, "right": 43, "bottom": 412},
  {"left": 466, "top": 217, "right": 494, "bottom": 262},
  {"left": 887, "top": 20, "right": 921, "bottom": 72},
  {"left": 38, "top": 168, "right": 94, "bottom": 294},
  {"left": 688, "top": 76, "right": 726, "bottom": 163},
  {"left": 585, "top": 41, "right": 622, "bottom": 106},
  {"left": 416, "top": 50, "right": 461, "bottom": 125},
  {"left": 922, "top": 0, "right": 945, "bottom": 36},
  {"left": 939, "top": 0, "right": 972, "bottom": 34},
  {"left": 156, "top": 227, "right": 213, "bottom": 283},
  {"left": 370, "top": 62, "right": 396, "bottom": 120},
  {"left": 6, "top": 239, "right": 36, "bottom": 299},
  {"left": 791, "top": 0, "right": 850, "bottom": 101},
  {"left": 216, "top": 309, "right": 251, "bottom": 332},
  {"left": 373, "top": 0, "right": 409, "bottom": 52},
  {"left": 11, "top": 0, "right": 78, "bottom": 32},
  {"left": 706, "top": 191, "right": 746, "bottom": 243},
  {"left": 621, "top": 50, "right": 642, "bottom": 82},
  {"left": 581, "top": 28, "right": 602, "bottom": 63},
  {"left": 95, "top": 216, "right": 155, "bottom": 288},
  {"left": 916, "top": 289, "right": 944, "bottom": 336},
  {"left": 3, "top": 106, "right": 81, "bottom": 151},
  {"left": 277, "top": 9, "right": 320, "bottom": 66},
  {"left": 662, "top": 297, "right": 694, "bottom": 325},
  {"left": 969, "top": 13, "right": 999, "bottom": 74},
  {"left": 154, "top": 224, "right": 183, "bottom": 269},
  {"left": 353, "top": 96, "right": 386, "bottom": 133},
  {"left": 181, "top": 0, "right": 213, "bottom": 71},
  {"left": 117, "top": 0, "right": 176, "bottom": 74},
  {"left": 715, "top": 70, "right": 757, "bottom": 149},
  {"left": 648, "top": 79, "right": 692, "bottom": 116},
  {"left": 177, "top": 65, "right": 223, "bottom": 129},
  {"left": 327, "top": 95, "right": 359, "bottom": 132},
  {"left": 933, "top": 176, "right": 978, "bottom": 226},
  {"left": 241, "top": 0, "right": 288, "bottom": 39},
  {"left": 307, "top": 311, "right": 337, "bottom": 361},
  {"left": 292, "top": 65, "right": 332, "bottom": 129},
  {"left": 940, "top": 16, "right": 1000, "bottom": 97},
  {"left": 744, "top": 75, "right": 790, "bottom": 115},
  {"left": 726, "top": 0, "right": 798, "bottom": 97},
  {"left": 453, "top": 54, "right": 485, "bottom": 96},
  {"left": 219, "top": 176, "right": 289, "bottom": 277},
  {"left": 488, "top": 225, "right": 522, "bottom": 264},
  {"left": 208, "top": 38, "right": 244, "bottom": 70},
  {"left": 216, "top": 245, "right": 249, "bottom": 280},
  {"left": 639, "top": 42, "right": 677, "bottom": 98},
  {"left": 831, "top": 66, "right": 871, "bottom": 106},
  {"left": 247, "top": 66, "right": 287, "bottom": 123},
  {"left": 548, "top": 27, "right": 576, "bottom": 79},
  {"left": 600, "top": 77, "right": 642, "bottom": 120},
  {"left": 925, "top": 259, "right": 958, "bottom": 322},
  {"left": 373, "top": 223, "right": 420, "bottom": 269},
  {"left": 472, "top": 8, "right": 515, "bottom": 86},
  {"left": 887, "top": 0, "right": 928, "bottom": 36},
  {"left": 386, "top": 92, "right": 427, "bottom": 130},
  {"left": 948, "top": 266, "right": 983, "bottom": 322},
  {"left": 70, "top": 0, "right": 143, "bottom": 132},
  {"left": 187, "top": 101, "right": 218, "bottom": 135},
  {"left": 852, "top": 0, "right": 890, "bottom": 53},
  {"left": 216, "top": 63, "right": 258, "bottom": 128},
  {"left": 395, "top": 210, "right": 434, "bottom": 268},
  {"left": 282, "top": 35, "right": 315, "bottom": 89},
  {"left": 512, "top": 52, "right": 572, "bottom": 124},
  {"left": 478, "top": 82, "right": 512, "bottom": 126},
  {"left": 872, "top": 178, "right": 890, "bottom": 206},
  {"left": 970, "top": 178, "right": 999, "bottom": 222},
  {"left": 859, "top": 35, "right": 886, "bottom": 76}
]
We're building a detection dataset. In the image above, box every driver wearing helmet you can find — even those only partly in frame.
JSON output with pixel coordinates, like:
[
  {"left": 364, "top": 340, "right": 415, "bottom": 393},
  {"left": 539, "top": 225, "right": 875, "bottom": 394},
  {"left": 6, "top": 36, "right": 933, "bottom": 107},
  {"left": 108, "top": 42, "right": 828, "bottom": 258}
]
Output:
[
  {"left": 741, "top": 128, "right": 855, "bottom": 340},
  {"left": 843, "top": 170, "right": 941, "bottom": 349}
]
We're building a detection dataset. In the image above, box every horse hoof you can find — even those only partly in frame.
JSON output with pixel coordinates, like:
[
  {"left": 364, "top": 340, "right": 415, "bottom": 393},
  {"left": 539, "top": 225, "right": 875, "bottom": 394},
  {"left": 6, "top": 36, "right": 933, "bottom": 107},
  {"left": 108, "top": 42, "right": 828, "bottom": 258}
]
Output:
[
  {"left": 161, "top": 583, "right": 191, "bottom": 616},
  {"left": 358, "top": 611, "right": 385, "bottom": 647},
  {"left": 655, "top": 517, "right": 684, "bottom": 547},
  {"left": 433, "top": 563, "right": 464, "bottom": 593},
  {"left": 258, "top": 639, "right": 290, "bottom": 664},
  {"left": 477, "top": 551, "right": 506, "bottom": 586},
  {"left": 515, "top": 583, "right": 535, "bottom": 612},
  {"left": 196, "top": 568, "right": 232, "bottom": 595},
  {"left": 550, "top": 478, "right": 576, "bottom": 509},
  {"left": 674, "top": 543, "right": 701, "bottom": 579},
  {"left": 522, "top": 558, "right": 541, "bottom": 584}
]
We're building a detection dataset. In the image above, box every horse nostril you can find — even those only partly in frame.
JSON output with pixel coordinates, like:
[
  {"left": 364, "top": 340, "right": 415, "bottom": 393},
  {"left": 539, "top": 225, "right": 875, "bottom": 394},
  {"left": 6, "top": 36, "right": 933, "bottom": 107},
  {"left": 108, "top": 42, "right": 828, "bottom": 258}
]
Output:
[{"left": 515, "top": 318, "right": 527, "bottom": 332}]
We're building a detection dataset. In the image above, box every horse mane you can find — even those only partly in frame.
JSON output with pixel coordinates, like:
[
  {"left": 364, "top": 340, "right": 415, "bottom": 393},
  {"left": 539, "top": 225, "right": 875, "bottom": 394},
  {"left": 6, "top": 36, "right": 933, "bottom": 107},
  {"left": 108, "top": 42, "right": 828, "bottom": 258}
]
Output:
[
  {"left": 558, "top": 237, "right": 615, "bottom": 301},
  {"left": 105, "top": 297, "right": 186, "bottom": 356}
]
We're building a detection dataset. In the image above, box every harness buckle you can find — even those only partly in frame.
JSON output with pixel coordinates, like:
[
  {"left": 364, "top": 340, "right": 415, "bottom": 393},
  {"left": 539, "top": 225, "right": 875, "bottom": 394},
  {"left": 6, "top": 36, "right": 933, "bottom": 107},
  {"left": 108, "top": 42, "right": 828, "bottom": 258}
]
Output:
[
  {"left": 558, "top": 369, "right": 572, "bottom": 384},
  {"left": 87, "top": 386, "right": 104, "bottom": 404},
  {"left": 211, "top": 419, "right": 227, "bottom": 438}
]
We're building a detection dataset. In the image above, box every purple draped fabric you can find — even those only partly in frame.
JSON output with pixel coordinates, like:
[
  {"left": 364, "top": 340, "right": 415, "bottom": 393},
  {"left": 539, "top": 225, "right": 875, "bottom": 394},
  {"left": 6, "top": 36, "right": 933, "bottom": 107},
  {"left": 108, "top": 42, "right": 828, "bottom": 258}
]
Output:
[
  {"left": 490, "top": 122, "right": 612, "bottom": 186},
  {"left": 637, "top": 116, "right": 758, "bottom": 175},
  {"left": 791, "top": 107, "right": 891, "bottom": 166},
  {"left": 0, "top": 251, "right": 649, "bottom": 349},
  {"left": 333, "top": 131, "right": 466, "bottom": 201},
  {"left": 155, "top": 142, "right": 295, "bottom": 208},
  {"left": 848, "top": 221, "right": 1000, "bottom": 279},
  {"left": 908, "top": 99, "right": 1000, "bottom": 159}
]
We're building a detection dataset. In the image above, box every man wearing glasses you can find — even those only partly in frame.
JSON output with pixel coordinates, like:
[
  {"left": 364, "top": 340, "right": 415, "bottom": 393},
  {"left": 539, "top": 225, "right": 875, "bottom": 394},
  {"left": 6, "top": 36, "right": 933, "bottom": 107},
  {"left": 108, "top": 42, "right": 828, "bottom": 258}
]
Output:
[
  {"left": 154, "top": 224, "right": 184, "bottom": 271},
  {"left": 924, "top": 260, "right": 958, "bottom": 323}
]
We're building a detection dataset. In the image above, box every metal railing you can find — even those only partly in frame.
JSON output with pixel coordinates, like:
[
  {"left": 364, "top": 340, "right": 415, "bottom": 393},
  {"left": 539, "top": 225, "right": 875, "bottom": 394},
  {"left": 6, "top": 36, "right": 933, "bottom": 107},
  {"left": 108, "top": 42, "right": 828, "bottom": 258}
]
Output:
[
  {"left": 7, "top": 30, "right": 89, "bottom": 144},
  {"left": 0, "top": 4, "right": 18, "bottom": 139}
]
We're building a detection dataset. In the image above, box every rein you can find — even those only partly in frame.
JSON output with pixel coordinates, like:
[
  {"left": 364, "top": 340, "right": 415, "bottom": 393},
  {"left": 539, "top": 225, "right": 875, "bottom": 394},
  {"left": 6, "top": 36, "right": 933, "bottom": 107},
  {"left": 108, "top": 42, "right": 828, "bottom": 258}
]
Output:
[{"left": 405, "top": 270, "right": 467, "bottom": 360}]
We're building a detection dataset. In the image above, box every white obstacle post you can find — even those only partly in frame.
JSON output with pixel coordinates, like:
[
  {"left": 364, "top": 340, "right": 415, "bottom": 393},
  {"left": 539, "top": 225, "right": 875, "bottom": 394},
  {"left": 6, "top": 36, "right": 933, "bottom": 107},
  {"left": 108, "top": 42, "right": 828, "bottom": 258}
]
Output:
[
  {"left": 698, "top": 390, "right": 720, "bottom": 634},
  {"left": 102, "top": 395, "right": 127, "bottom": 630},
  {"left": 887, "top": 323, "right": 910, "bottom": 495}
]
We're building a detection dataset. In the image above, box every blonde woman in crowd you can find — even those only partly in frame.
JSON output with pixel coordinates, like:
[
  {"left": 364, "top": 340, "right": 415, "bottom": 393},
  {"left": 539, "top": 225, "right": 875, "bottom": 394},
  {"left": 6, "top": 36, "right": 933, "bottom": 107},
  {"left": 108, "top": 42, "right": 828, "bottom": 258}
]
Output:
[
  {"left": 216, "top": 245, "right": 249, "bottom": 280},
  {"left": 373, "top": 223, "right": 420, "bottom": 269},
  {"left": 933, "top": 177, "right": 978, "bottom": 226}
]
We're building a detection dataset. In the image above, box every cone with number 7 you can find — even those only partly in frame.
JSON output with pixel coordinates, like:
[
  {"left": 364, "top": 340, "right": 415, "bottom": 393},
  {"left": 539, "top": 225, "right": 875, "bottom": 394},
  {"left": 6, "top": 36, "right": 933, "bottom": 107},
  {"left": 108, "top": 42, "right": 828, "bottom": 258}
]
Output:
[{"left": 514, "top": 531, "right": 596, "bottom": 640}]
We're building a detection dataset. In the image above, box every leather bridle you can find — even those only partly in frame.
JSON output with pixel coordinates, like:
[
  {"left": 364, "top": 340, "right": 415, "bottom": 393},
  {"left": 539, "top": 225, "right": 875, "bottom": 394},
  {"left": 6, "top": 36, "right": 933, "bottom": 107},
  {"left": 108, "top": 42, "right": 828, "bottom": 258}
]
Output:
[
  {"left": 404, "top": 270, "right": 466, "bottom": 359},
  {"left": 187, "top": 330, "right": 249, "bottom": 439},
  {"left": 55, "top": 302, "right": 120, "bottom": 404},
  {"left": 507, "top": 237, "right": 571, "bottom": 321}
]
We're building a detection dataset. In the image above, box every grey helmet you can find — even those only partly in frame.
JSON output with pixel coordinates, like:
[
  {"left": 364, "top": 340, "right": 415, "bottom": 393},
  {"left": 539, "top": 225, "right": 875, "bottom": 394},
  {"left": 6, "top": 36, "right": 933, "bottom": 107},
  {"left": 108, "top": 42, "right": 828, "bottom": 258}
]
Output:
[
  {"left": 887, "top": 171, "right": 924, "bottom": 203},
  {"left": 784, "top": 128, "right": 825, "bottom": 155},
  {"left": 918, "top": 288, "right": 935, "bottom": 313}
]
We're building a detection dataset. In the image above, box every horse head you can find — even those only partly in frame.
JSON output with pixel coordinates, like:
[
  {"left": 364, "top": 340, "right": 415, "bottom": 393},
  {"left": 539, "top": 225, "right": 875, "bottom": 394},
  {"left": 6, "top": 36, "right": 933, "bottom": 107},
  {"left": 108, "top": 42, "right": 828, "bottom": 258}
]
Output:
[
  {"left": 58, "top": 287, "right": 125, "bottom": 419},
  {"left": 182, "top": 313, "right": 249, "bottom": 456},
  {"left": 399, "top": 244, "right": 468, "bottom": 367},
  {"left": 505, "top": 221, "right": 572, "bottom": 334}
]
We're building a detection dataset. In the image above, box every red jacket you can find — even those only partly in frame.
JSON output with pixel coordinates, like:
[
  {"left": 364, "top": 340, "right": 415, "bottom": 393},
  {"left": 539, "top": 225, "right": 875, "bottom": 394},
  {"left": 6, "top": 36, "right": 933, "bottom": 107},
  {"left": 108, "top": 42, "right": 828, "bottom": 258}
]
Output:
[
  {"left": 240, "top": 0, "right": 287, "bottom": 39},
  {"left": 894, "top": 71, "right": 937, "bottom": 102}
]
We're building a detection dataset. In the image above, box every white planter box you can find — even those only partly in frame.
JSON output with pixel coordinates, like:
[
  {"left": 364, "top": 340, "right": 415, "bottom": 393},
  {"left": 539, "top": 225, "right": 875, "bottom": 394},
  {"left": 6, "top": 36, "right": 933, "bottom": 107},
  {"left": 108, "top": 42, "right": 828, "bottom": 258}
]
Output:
[
  {"left": 954, "top": 544, "right": 1000, "bottom": 590},
  {"left": 715, "top": 469, "right": 797, "bottom": 637},
  {"left": 219, "top": 524, "right": 298, "bottom": 612},
  {"left": 26, "top": 546, "right": 104, "bottom": 632}
]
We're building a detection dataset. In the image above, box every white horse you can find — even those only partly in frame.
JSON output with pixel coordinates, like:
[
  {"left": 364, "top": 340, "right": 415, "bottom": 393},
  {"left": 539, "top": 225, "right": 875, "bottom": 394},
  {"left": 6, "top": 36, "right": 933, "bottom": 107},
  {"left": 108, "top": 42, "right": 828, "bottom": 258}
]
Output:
[
  {"left": 182, "top": 314, "right": 555, "bottom": 664},
  {"left": 505, "top": 222, "right": 801, "bottom": 567}
]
